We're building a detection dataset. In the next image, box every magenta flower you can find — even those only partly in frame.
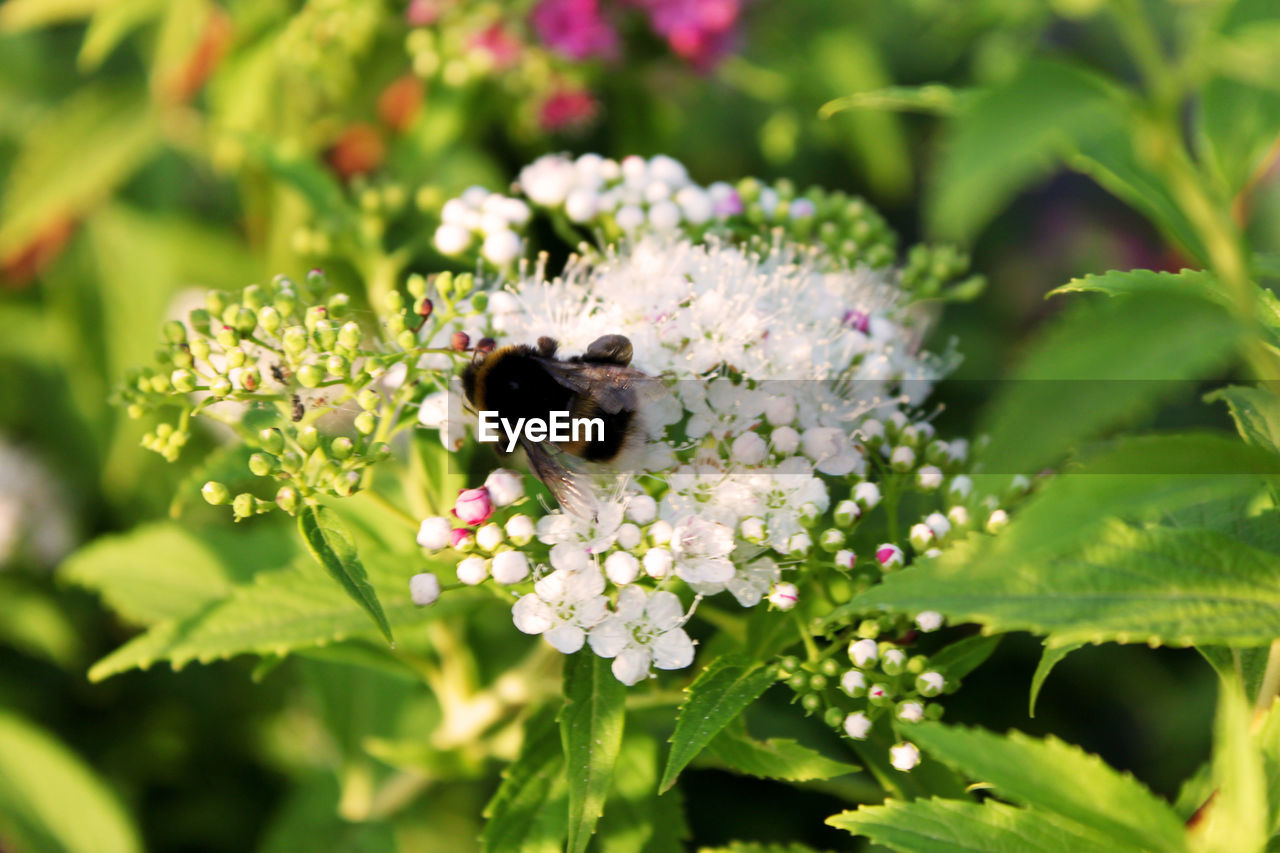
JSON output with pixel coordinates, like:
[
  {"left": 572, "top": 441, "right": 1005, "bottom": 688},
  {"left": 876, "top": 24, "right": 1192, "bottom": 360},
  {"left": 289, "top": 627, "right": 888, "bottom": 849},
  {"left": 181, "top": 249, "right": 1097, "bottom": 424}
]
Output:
[
  {"left": 469, "top": 23, "right": 522, "bottom": 70},
  {"left": 530, "top": 0, "right": 619, "bottom": 61},
  {"left": 631, "top": 0, "right": 740, "bottom": 69},
  {"left": 453, "top": 487, "right": 494, "bottom": 526},
  {"left": 539, "top": 87, "right": 599, "bottom": 131}
]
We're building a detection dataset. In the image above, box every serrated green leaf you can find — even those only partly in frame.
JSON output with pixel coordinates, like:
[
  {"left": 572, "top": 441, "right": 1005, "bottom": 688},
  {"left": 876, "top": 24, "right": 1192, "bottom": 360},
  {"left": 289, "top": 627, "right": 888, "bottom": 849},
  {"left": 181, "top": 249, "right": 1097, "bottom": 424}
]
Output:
[
  {"left": 1196, "top": 679, "right": 1267, "bottom": 853},
  {"left": 0, "top": 710, "right": 142, "bottom": 853},
  {"left": 559, "top": 650, "right": 626, "bottom": 853},
  {"left": 857, "top": 521, "right": 1280, "bottom": 648},
  {"left": 979, "top": 291, "right": 1243, "bottom": 476},
  {"left": 299, "top": 504, "right": 393, "bottom": 645},
  {"left": 906, "top": 723, "right": 1186, "bottom": 852},
  {"left": 928, "top": 60, "right": 1125, "bottom": 243},
  {"left": 1050, "top": 268, "right": 1220, "bottom": 300},
  {"left": 1207, "top": 386, "right": 1280, "bottom": 455},
  {"left": 482, "top": 709, "right": 567, "bottom": 853},
  {"left": 827, "top": 798, "right": 1134, "bottom": 853},
  {"left": 924, "top": 634, "right": 1002, "bottom": 682},
  {"left": 707, "top": 722, "right": 858, "bottom": 782},
  {"left": 1029, "top": 641, "right": 1082, "bottom": 718},
  {"left": 699, "top": 843, "right": 826, "bottom": 853},
  {"left": 61, "top": 520, "right": 297, "bottom": 626},
  {"left": 660, "top": 656, "right": 777, "bottom": 793},
  {"left": 820, "top": 84, "right": 972, "bottom": 118},
  {"left": 86, "top": 554, "right": 480, "bottom": 681}
]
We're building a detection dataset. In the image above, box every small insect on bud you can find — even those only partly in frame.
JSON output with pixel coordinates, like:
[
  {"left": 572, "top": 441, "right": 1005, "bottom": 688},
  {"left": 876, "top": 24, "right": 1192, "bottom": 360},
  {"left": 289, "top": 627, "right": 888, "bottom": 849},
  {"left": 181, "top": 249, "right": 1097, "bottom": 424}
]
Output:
[
  {"left": 768, "top": 582, "right": 799, "bottom": 611},
  {"left": 451, "top": 331, "right": 471, "bottom": 352},
  {"left": 409, "top": 572, "right": 441, "bottom": 606},
  {"left": 843, "top": 712, "right": 872, "bottom": 740}
]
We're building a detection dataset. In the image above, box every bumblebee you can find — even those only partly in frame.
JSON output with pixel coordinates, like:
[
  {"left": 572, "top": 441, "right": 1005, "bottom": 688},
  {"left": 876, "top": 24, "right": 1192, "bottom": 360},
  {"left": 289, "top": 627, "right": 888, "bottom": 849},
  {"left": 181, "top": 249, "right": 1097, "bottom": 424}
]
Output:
[{"left": 462, "top": 334, "right": 657, "bottom": 517}]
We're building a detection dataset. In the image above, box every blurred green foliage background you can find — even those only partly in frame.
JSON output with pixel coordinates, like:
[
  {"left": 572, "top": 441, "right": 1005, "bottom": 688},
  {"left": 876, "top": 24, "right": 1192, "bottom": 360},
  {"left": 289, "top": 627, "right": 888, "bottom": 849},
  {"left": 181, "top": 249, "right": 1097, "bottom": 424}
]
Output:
[{"left": 2, "top": 0, "right": 1277, "bottom": 849}]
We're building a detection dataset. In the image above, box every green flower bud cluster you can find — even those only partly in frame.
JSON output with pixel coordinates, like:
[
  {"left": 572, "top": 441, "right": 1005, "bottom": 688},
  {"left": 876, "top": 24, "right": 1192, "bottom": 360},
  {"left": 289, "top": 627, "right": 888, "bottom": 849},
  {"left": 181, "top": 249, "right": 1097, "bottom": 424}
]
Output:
[
  {"left": 900, "top": 244, "right": 986, "bottom": 302},
  {"left": 291, "top": 175, "right": 416, "bottom": 263},
  {"left": 118, "top": 270, "right": 460, "bottom": 516}
]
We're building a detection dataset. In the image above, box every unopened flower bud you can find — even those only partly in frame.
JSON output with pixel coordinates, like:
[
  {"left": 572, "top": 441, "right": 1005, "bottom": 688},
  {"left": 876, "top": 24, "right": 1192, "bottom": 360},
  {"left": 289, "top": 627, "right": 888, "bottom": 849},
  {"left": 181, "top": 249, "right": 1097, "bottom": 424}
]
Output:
[
  {"left": 908, "top": 524, "right": 934, "bottom": 551},
  {"left": 283, "top": 326, "right": 307, "bottom": 355},
  {"left": 924, "top": 512, "right": 951, "bottom": 540},
  {"left": 450, "top": 527, "right": 475, "bottom": 551},
  {"left": 451, "top": 331, "right": 470, "bottom": 352},
  {"left": 859, "top": 418, "right": 885, "bottom": 445},
  {"left": 948, "top": 475, "right": 973, "bottom": 500},
  {"left": 849, "top": 638, "right": 879, "bottom": 667},
  {"left": 917, "top": 671, "right": 945, "bottom": 697},
  {"left": 605, "top": 551, "right": 641, "bottom": 585},
  {"left": 643, "top": 547, "right": 673, "bottom": 578},
  {"left": 770, "top": 426, "right": 800, "bottom": 455},
  {"left": 453, "top": 488, "right": 493, "bottom": 526},
  {"left": 626, "top": 494, "right": 657, "bottom": 525},
  {"left": 475, "top": 522, "right": 503, "bottom": 552},
  {"left": 889, "top": 742, "right": 921, "bottom": 772},
  {"left": 947, "top": 505, "right": 970, "bottom": 528},
  {"left": 876, "top": 543, "right": 904, "bottom": 569},
  {"left": 171, "top": 369, "right": 197, "bottom": 394},
  {"left": 354, "top": 411, "right": 377, "bottom": 435},
  {"left": 890, "top": 445, "right": 916, "bottom": 472},
  {"left": 617, "top": 523, "right": 642, "bottom": 550},
  {"left": 898, "top": 701, "right": 924, "bottom": 723},
  {"left": 835, "top": 548, "right": 856, "bottom": 570},
  {"left": 868, "top": 683, "right": 892, "bottom": 706},
  {"left": 410, "top": 572, "right": 441, "bottom": 605},
  {"left": 819, "top": 528, "right": 845, "bottom": 552},
  {"left": 215, "top": 325, "right": 238, "bottom": 349},
  {"left": 768, "top": 582, "right": 799, "bottom": 611},
  {"left": 764, "top": 394, "right": 796, "bottom": 425},
  {"left": 731, "top": 431, "right": 768, "bottom": 464},
  {"left": 505, "top": 514, "right": 535, "bottom": 545},
  {"left": 248, "top": 453, "right": 276, "bottom": 477},
  {"left": 484, "top": 468, "right": 524, "bottom": 506},
  {"left": 298, "top": 425, "right": 319, "bottom": 451},
  {"left": 917, "top": 465, "right": 943, "bottom": 490},
  {"left": 202, "top": 480, "right": 230, "bottom": 505},
  {"left": 456, "top": 556, "right": 488, "bottom": 585},
  {"left": 297, "top": 363, "right": 323, "bottom": 388},
  {"left": 915, "top": 611, "right": 944, "bottom": 633},
  {"left": 882, "top": 648, "right": 907, "bottom": 676},
  {"left": 843, "top": 712, "right": 872, "bottom": 740},
  {"left": 841, "top": 669, "right": 867, "bottom": 697},
  {"left": 648, "top": 520, "right": 673, "bottom": 546},
  {"left": 275, "top": 486, "right": 299, "bottom": 514},
  {"left": 986, "top": 509, "right": 1009, "bottom": 533},
  {"left": 834, "top": 500, "right": 861, "bottom": 527},
  {"left": 210, "top": 376, "right": 232, "bottom": 398},
  {"left": 232, "top": 492, "right": 255, "bottom": 519},
  {"left": 786, "top": 532, "right": 812, "bottom": 555},
  {"left": 854, "top": 481, "right": 881, "bottom": 510},
  {"left": 492, "top": 550, "right": 530, "bottom": 584}
]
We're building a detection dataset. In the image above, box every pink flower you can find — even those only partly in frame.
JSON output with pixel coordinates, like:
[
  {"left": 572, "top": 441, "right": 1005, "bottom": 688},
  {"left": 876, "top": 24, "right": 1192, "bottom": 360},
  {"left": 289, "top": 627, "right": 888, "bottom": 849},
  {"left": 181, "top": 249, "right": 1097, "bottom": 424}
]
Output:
[
  {"left": 453, "top": 488, "right": 494, "bottom": 526},
  {"left": 539, "top": 87, "right": 598, "bottom": 131},
  {"left": 631, "top": 0, "right": 740, "bottom": 69},
  {"left": 469, "top": 23, "right": 522, "bottom": 70},
  {"left": 449, "top": 527, "right": 474, "bottom": 549},
  {"left": 406, "top": 0, "right": 448, "bottom": 26},
  {"left": 530, "top": 0, "right": 619, "bottom": 61}
]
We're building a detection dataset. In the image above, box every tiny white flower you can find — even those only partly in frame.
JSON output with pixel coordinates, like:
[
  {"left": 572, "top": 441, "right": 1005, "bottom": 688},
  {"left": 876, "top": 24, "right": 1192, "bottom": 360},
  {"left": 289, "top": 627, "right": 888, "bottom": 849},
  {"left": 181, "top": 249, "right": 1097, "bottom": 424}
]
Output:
[
  {"left": 785, "top": 532, "right": 812, "bottom": 555},
  {"left": 854, "top": 481, "right": 881, "bottom": 510},
  {"left": 917, "top": 465, "right": 943, "bottom": 490},
  {"left": 511, "top": 567, "right": 608, "bottom": 653},
  {"left": 647, "top": 154, "right": 689, "bottom": 186},
  {"left": 417, "top": 516, "right": 452, "bottom": 550},
  {"left": 409, "top": 572, "right": 441, "bottom": 606},
  {"left": 626, "top": 494, "right": 658, "bottom": 525},
  {"left": 731, "top": 431, "right": 768, "bottom": 465},
  {"left": 456, "top": 556, "right": 488, "bottom": 586},
  {"left": 771, "top": 426, "right": 800, "bottom": 455},
  {"left": 505, "top": 514, "right": 535, "bottom": 545},
  {"left": 615, "top": 204, "right": 645, "bottom": 231},
  {"left": 433, "top": 223, "right": 472, "bottom": 255},
  {"left": 841, "top": 669, "right": 866, "bottom": 696},
  {"left": 843, "top": 712, "right": 872, "bottom": 740},
  {"left": 890, "top": 742, "right": 921, "bottom": 772},
  {"left": 605, "top": 551, "right": 641, "bottom": 585},
  {"left": 648, "top": 200, "right": 681, "bottom": 231},
  {"left": 948, "top": 474, "right": 973, "bottom": 500},
  {"left": 519, "top": 155, "right": 576, "bottom": 205},
  {"left": 484, "top": 468, "right": 525, "bottom": 506},
  {"left": 482, "top": 229, "right": 522, "bottom": 266},
  {"left": 987, "top": 509, "right": 1010, "bottom": 533},
  {"left": 924, "top": 511, "right": 951, "bottom": 539},
  {"left": 767, "top": 582, "right": 799, "bottom": 611},
  {"left": 915, "top": 611, "right": 944, "bottom": 632},
  {"left": 670, "top": 516, "right": 735, "bottom": 585},
  {"left": 589, "top": 587, "right": 694, "bottom": 685},
  {"left": 475, "top": 523, "right": 504, "bottom": 552},
  {"left": 675, "top": 185, "right": 712, "bottom": 224},
  {"left": 440, "top": 198, "right": 473, "bottom": 226},
  {"left": 643, "top": 547, "right": 674, "bottom": 579},
  {"left": 564, "top": 188, "right": 599, "bottom": 222},
  {"left": 849, "top": 638, "right": 879, "bottom": 667},
  {"left": 898, "top": 701, "right": 925, "bottom": 723},
  {"left": 947, "top": 505, "right": 969, "bottom": 527},
  {"left": 616, "top": 522, "right": 643, "bottom": 550},
  {"left": 648, "top": 519, "right": 673, "bottom": 545},
  {"left": 492, "top": 550, "right": 530, "bottom": 584},
  {"left": 763, "top": 394, "right": 796, "bottom": 426},
  {"left": 549, "top": 542, "right": 591, "bottom": 573}
]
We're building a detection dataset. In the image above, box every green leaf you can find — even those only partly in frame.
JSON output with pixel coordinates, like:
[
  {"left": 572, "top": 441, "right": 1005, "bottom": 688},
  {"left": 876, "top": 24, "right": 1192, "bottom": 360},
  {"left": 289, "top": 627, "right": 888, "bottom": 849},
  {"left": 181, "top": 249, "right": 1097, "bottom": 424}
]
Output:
[
  {"left": 1207, "top": 386, "right": 1280, "bottom": 455},
  {"left": 78, "top": 0, "right": 166, "bottom": 71},
  {"left": 62, "top": 520, "right": 297, "bottom": 626},
  {"left": 924, "top": 634, "right": 1002, "bottom": 682},
  {"left": 259, "top": 774, "right": 396, "bottom": 853},
  {"left": 86, "top": 554, "right": 482, "bottom": 681},
  {"left": 1196, "top": 679, "right": 1267, "bottom": 853},
  {"left": 820, "top": 84, "right": 972, "bottom": 118},
  {"left": 0, "top": 577, "right": 81, "bottom": 667},
  {"left": 482, "top": 709, "right": 567, "bottom": 853},
  {"left": 0, "top": 710, "right": 142, "bottom": 853},
  {"left": 1050, "top": 268, "right": 1220, "bottom": 300},
  {"left": 828, "top": 798, "right": 1135, "bottom": 853},
  {"left": 857, "top": 520, "right": 1280, "bottom": 648},
  {"left": 660, "top": 656, "right": 778, "bottom": 793},
  {"left": 1029, "top": 641, "right": 1082, "bottom": 718},
  {"left": 239, "top": 135, "right": 355, "bottom": 224},
  {"left": 979, "top": 291, "right": 1243, "bottom": 476},
  {"left": 700, "top": 843, "right": 825, "bottom": 853},
  {"left": 906, "top": 723, "right": 1186, "bottom": 852},
  {"left": 0, "top": 87, "right": 159, "bottom": 256},
  {"left": 299, "top": 504, "right": 393, "bottom": 645},
  {"left": 0, "top": 0, "right": 110, "bottom": 31},
  {"left": 707, "top": 721, "right": 859, "bottom": 782},
  {"left": 928, "top": 60, "right": 1126, "bottom": 243},
  {"left": 595, "top": 737, "right": 669, "bottom": 853},
  {"left": 1198, "top": 646, "right": 1270, "bottom": 702},
  {"left": 559, "top": 651, "right": 626, "bottom": 853}
]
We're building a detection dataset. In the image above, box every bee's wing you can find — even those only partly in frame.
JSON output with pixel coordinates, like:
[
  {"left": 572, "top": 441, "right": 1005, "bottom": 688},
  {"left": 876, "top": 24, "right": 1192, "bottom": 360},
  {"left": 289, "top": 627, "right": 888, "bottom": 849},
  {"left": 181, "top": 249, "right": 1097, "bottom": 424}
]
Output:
[
  {"left": 537, "top": 360, "right": 663, "bottom": 415},
  {"left": 521, "top": 438, "right": 598, "bottom": 519}
]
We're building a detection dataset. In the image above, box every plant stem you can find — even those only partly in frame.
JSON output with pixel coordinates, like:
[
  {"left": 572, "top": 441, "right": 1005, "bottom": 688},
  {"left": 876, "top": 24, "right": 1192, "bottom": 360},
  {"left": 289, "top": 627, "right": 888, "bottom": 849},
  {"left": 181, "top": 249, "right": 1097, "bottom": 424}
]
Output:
[{"left": 1254, "top": 639, "right": 1280, "bottom": 723}]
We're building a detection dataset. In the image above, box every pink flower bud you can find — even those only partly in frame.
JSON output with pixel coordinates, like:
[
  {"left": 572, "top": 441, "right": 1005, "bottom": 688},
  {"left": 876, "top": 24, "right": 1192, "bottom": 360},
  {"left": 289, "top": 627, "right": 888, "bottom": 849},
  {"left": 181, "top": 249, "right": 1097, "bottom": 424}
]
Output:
[
  {"left": 768, "top": 582, "right": 799, "bottom": 611},
  {"left": 453, "top": 487, "right": 494, "bottom": 526},
  {"left": 876, "top": 543, "right": 904, "bottom": 569},
  {"left": 449, "top": 527, "right": 474, "bottom": 549}
]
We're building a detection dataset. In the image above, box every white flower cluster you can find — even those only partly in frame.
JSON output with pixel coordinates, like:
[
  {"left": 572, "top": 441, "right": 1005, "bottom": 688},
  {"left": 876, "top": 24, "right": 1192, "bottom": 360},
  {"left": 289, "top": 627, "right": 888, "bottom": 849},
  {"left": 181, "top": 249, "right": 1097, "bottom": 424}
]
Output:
[
  {"left": 433, "top": 186, "right": 532, "bottom": 266},
  {"left": 412, "top": 153, "right": 1015, "bottom": 696}
]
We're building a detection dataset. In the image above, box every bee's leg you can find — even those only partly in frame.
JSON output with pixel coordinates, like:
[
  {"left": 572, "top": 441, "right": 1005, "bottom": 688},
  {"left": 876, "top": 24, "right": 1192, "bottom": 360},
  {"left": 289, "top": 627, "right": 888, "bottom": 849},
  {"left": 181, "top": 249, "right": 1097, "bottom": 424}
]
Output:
[
  {"left": 582, "top": 334, "right": 633, "bottom": 366},
  {"left": 537, "top": 336, "right": 558, "bottom": 357}
]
